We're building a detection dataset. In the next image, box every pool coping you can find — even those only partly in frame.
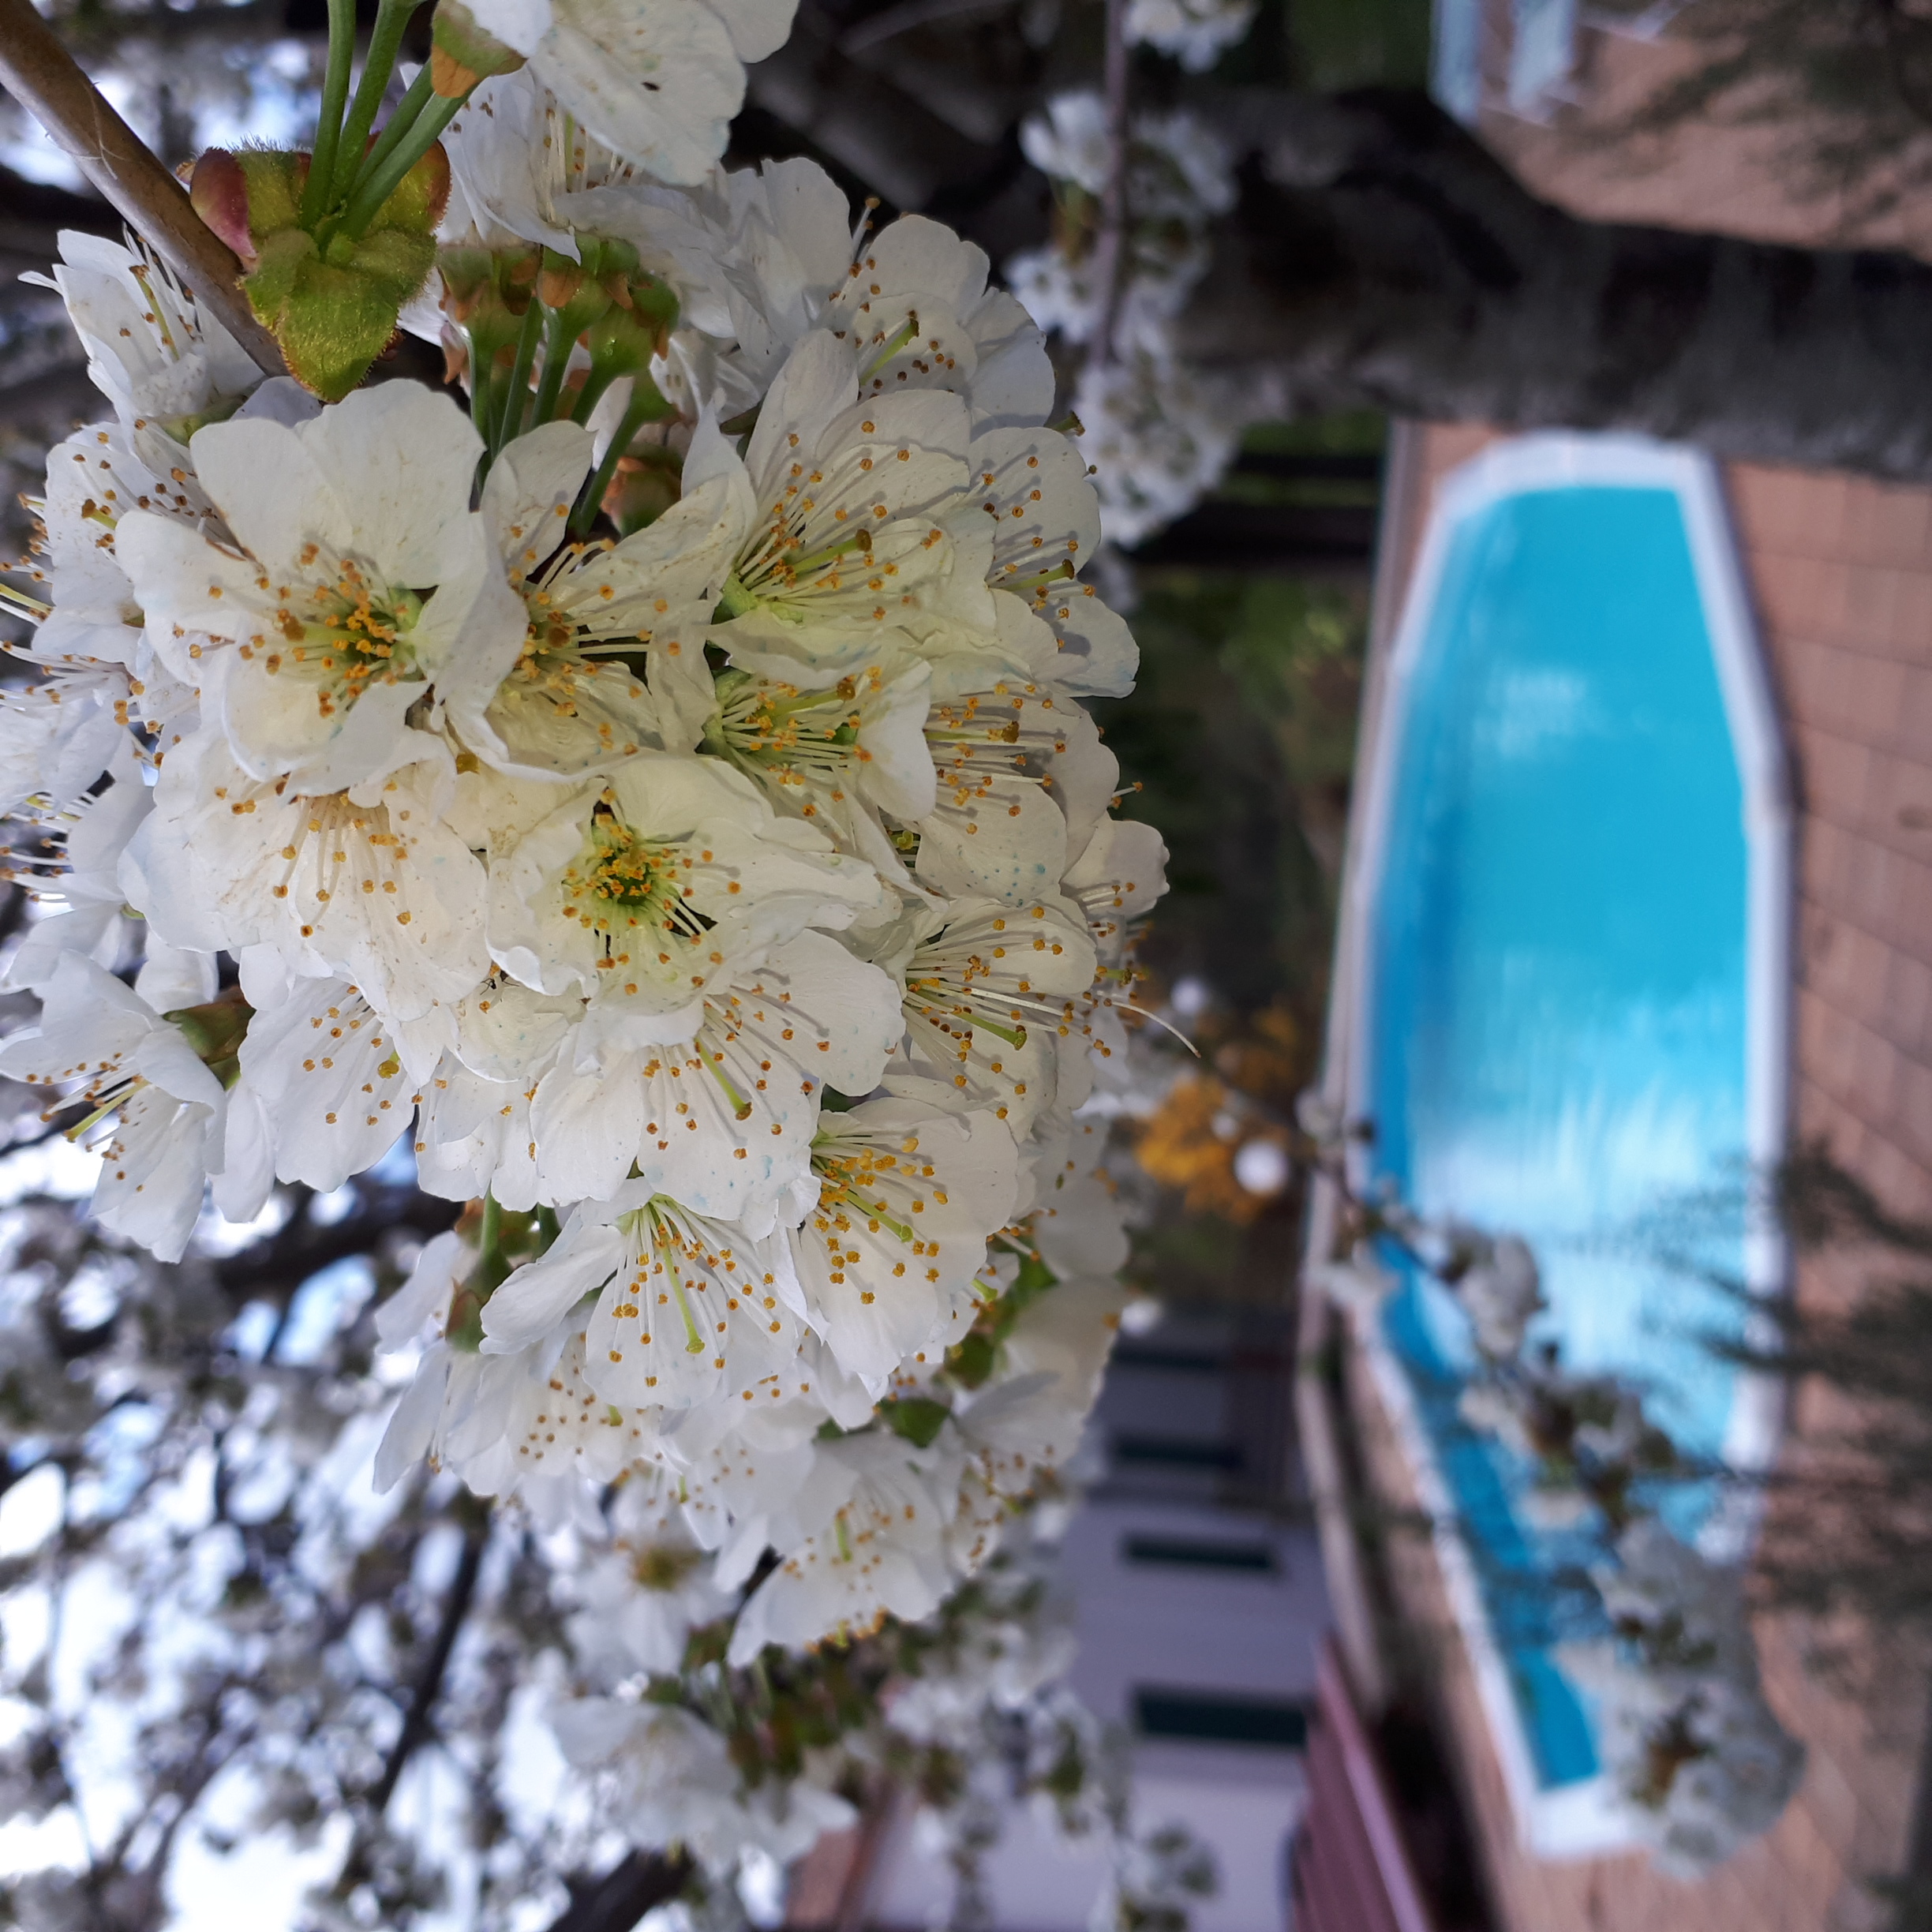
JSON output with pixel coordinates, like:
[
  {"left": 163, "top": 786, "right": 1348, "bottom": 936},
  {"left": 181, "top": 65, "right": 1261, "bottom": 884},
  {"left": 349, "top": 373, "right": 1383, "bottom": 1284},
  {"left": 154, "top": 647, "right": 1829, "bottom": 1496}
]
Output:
[{"left": 1329, "top": 431, "right": 1795, "bottom": 1860}]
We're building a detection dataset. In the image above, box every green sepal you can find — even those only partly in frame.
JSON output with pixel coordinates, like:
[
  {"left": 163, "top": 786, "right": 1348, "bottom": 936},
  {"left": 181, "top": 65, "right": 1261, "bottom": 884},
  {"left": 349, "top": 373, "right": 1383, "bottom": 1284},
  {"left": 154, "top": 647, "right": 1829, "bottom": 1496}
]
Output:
[
  {"left": 879, "top": 1395, "right": 951, "bottom": 1448},
  {"left": 229, "top": 146, "right": 450, "bottom": 400},
  {"left": 606, "top": 444, "right": 683, "bottom": 536},
  {"left": 444, "top": 1199, "right": 548, "bottom": 1352},
  {"left": 163, "top": 989, "right": 255, "bottom": 1092},
  {"left": 944, "top": 1329, "right": 997, "bottom": 1390}
]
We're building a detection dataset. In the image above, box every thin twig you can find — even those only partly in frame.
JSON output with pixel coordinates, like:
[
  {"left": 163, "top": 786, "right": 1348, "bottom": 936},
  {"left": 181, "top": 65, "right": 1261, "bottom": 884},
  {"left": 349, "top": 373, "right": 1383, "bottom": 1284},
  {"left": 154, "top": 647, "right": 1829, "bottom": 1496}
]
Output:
[
  {"left": 1088, "top": 0, "right": 1132, "bottom": 371},
  {"left": 366, "top": 1499, "right": 490, "bottom": 1816},
  {"left": 541, "top": 1851, "right": 693, "bottom": 1932},
  {"left": 0, "top": 0, "right": 283, "bottom": 374}
]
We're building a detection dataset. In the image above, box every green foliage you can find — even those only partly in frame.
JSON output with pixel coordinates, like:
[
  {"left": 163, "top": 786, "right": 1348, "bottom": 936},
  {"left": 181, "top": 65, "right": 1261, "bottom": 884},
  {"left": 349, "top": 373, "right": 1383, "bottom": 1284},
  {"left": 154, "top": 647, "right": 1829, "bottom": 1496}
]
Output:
[
  {"left": 1285, "top": 0, "right": 1432, "bottom": 92},
  {"left": 1093, "top": 552, "right": 1365, "bottom": 1015}
]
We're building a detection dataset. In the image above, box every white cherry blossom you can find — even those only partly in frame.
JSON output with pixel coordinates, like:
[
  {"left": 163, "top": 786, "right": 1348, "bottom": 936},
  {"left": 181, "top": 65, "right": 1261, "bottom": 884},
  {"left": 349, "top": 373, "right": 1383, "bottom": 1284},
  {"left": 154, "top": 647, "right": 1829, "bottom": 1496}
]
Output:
[
  {"left": 487, "top": 749, "right": 879, "bottom": 1028},
  {"left": 708, "top": 331, "right": 983, "bottom": 658},
  {"left": 120, "top": 736, "right": 490, "bottom": 1027},
  {"left": 725, "top": 1428, "right": 953, "bottom": 1661},
  {"left": 527, "top": 926, "right": 902, "bottom": 1211},
  {"left": 898, "top": 895, "right": 1096, "bottom": 1136},
  {"left": 783, "top": 1088, "right": 1018, "bottom": 1383},
  {"left": 914, "top": 653, "right": 1116, "bottom": 905},
  {"left": 233, "top": 977, "right": 416, "bottom": 1193},
  {"left": 25, "top": 231, "right": 264, "bottom": 453},
  {"left": 820, "top": 215, "right": 1055, "bottom": 430},
  {"left": 460, "top": 0, "right": 799, "bottom": 187},
  {"left": 115, "top": 384, "right": 523, "bottom": 796},
  {"left": 0, "top": 957, "right": 238, "bottom": 1261}
]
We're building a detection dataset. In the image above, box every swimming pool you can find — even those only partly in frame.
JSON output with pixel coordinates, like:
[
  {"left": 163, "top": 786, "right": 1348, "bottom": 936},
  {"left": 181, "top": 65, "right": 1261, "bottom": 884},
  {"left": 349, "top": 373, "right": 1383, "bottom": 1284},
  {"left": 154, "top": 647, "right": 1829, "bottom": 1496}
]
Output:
[{"left": 1345, "top": 435, "right": 1790, "bottom": 1855}]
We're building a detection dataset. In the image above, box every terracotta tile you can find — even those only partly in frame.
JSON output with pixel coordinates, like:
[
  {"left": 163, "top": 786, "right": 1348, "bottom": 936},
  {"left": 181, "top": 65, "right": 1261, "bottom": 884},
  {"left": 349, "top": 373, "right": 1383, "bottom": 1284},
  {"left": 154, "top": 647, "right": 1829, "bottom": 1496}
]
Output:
[
  {"left": 1724, "top": 466, "right": 1804, "bottom": 550},
  {"left": 1859, "top": 752, "right": 1932, "bottom": 851},
  {"left": 1900, "top": 665, "right": 1932, "bottom": 749},
  {"left": 1802, "top": 841, "right": 1873, "bottom": 936},
  {"left": 1885, "top": 950, "right": 1932, "bottom": 1056},
  {"left": 1878, "top": 563, "right": 1932, "bottom": 657},
  {"left": 1841, "top": 567, "right": 1897, "bottom": 651},
  {"left": 1857, "top": 1137, "right": 1932, "bottom": 1219},
  {"left": 1752, "top": 553, "right": 1831, "bottom": 637},
  {"left": 1842, "top": 654, "right": 1911, "bottom": 748},
  {"left": 1795, "top": 1735, "right": 1863, "bottom": 1853},
  {"left": 1892, "top": 1058, "right": 1932, "bottom": 1166},
  {"left": 1851, "top": 1023, "right": 1902, "bottom": 1126},
  {"left": 1750, "top": 1816, "right": 1842, "bottom": 1932},
  {"left": 1859, "top": 484, "right": 1932, "bottom": 570},
  {"left": 1810, "top": 923, "right": 1890, "bottom": 1030},
  {"left": 1870, "top": 844, "right": 1932, "bottom": 956},
  {"left": 1803, "top": 730, "right": 1875, "bottom": 826}
]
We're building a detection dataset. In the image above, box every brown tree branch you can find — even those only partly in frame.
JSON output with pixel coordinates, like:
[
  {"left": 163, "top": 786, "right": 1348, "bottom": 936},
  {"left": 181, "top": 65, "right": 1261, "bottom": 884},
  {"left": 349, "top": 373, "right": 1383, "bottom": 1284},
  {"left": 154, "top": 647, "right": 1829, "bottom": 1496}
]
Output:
[
  {"left": 541, "top": 1851, "right": 694, "bottom": 1932},
  {"left": 1087, "top": 0, "right": 1130, "bottom": 369},
  {"left": 366, "top": 1496, "right": 491, "bottom": 1817},
  {"left": 0, "top": 0, "right": 284, "bottom": 374}
]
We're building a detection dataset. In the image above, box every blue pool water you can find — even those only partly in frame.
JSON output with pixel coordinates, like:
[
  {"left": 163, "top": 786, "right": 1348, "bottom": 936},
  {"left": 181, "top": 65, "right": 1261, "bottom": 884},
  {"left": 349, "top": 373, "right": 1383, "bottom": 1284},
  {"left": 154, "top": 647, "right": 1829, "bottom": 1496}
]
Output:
[{"left": 1365, "top": 477, "right": 1759, "bottom": 1789}]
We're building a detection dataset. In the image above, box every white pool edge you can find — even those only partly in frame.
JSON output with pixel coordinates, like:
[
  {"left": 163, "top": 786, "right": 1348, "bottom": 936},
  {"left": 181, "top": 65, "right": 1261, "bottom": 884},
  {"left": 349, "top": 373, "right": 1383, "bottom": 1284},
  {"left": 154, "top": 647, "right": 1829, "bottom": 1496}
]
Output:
[{"left": 1336, "top": 432, "right": 1794, "bottom": 1861}]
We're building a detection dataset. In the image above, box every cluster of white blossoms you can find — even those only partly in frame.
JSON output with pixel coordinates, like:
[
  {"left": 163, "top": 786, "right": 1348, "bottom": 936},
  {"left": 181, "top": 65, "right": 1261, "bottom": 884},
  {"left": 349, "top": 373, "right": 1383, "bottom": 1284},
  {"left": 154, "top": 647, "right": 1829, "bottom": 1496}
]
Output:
[
  {"left": 1007, "top": 92, "right": 1250, "bottom": 547},
  {"left": 1122, "top": 0, "right": 1256, "bottom": 73},
  {"left": 0, "top": 97, "right": 1165, "bottom": 1683},
  {"left": 1561, "top": 1522, "right": 1807, "bottom": 1878},
  {"left": 1300, "top": 1119, "right": 1804, "bottom": 1874}
]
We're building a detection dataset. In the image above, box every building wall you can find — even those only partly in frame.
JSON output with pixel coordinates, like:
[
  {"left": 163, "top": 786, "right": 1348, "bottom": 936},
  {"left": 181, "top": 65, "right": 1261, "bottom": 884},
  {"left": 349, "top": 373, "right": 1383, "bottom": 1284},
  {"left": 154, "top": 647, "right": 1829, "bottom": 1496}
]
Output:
[{"left": 1346, "top": 418, "right": 1932, "bottom": 1932}]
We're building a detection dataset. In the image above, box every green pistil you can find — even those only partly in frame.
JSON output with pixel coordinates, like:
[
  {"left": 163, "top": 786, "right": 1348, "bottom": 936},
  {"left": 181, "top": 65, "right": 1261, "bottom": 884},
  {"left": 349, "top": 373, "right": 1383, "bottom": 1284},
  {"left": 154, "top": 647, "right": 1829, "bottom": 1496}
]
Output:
[
  {"left": 696, "top": 1041, "right": 754, "bottom": 1122},
  {"left": 706, "top": 671, "right": 861, "bottom": 785},
  {"left": 854, "top": 1194, "right": 916, "bottom": 1242},
  {"left": 964, "top": 1012, "right": 1028, "bottom": 1049},
  {"left": 1008, "top": 561, "right": 1078, "bottom": 596},
  {"left": 859, "top": 312, "right": 920, "bottom": 382},
  {"left": 570, "top": 812, "right": 697, "bottom": 938},
  {"left": 63, "top": 1091, "right": 129, "bottom": 1143},
  {"left": 716, "top": 573, "right": 759, "bottom": 619},
  {"left": 814, "top": 1166, "right": 915, "bottom": 1242},
  {"left": 908, "top": 981, "right": 1028, "bottom": 1050},
  {"left": 299, "top": 578, "right": 422, "bottom": 682},
  {"left": 833, "top": 1508, "right": 854, "bottom": 1563},
  {"left": 779, "top": 529, "right": 872, "bottom": 579},
  {"left": 667, "top": 1258, "right": 707, "bottom": 1356}
]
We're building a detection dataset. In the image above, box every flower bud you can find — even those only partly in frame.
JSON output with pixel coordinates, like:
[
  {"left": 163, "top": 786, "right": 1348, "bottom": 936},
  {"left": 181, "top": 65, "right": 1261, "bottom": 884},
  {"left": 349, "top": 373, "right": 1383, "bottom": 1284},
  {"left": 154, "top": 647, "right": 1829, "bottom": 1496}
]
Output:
[
  {"left": 188, "top": 148, "right": 261, "bottom": 271},
  {"left": 605, "top": 444, "right": 681, "bottom": 536}
]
